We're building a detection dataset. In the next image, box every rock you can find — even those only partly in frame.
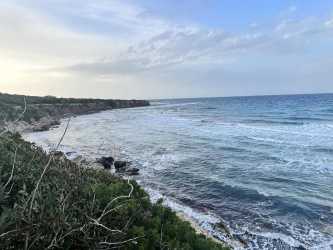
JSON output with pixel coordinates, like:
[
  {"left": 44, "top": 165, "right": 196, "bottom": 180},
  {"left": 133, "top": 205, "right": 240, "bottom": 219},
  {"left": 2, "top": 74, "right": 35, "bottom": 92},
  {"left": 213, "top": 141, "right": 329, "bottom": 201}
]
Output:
[
  {"left": 125, "top": 167, "right": 140, "bottom": 176},
  {"left": 33, "top": 118, "right": 61, "bottom": 132},
  {"left": 114, "top": 161, "right": 128, "bottom": 170},
  {"left": 72, "top": 155, "right": 87, "bottom": 165},
  {"left": 215, "top": 221, "right": 232, "bottom": 238},
  {"left": 51, "top": 151, "right": 65, "bottom": 157},
  {"left": 233, "top": 234, "right": 248, "bottom": 247},
  {"left": 33, "top": 124, "right": 51, "bottom": 132},
  {"left": 97, "top": 156, "right": 114, "bottom": 169},
  {"left": 66, "top": 151, "right": 76, "bottom": 157},
  {"left": 73, "top": 155, "right": 83, "bottom": 162},
  {"left": 50, "top": 151, "right": 67, "bottom": 162}
]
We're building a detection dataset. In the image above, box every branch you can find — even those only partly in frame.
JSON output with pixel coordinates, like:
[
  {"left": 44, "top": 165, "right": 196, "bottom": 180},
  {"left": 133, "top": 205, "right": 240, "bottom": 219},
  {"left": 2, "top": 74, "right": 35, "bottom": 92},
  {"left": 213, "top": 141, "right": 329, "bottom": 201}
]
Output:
[
  {"left": 13, "top": 96, "right": 27, "bottom": 124},
  {"left": 99, "top": 236, "right": 143, "bottom": 246},
  {"left": 98, "top": 178, "right": 134, "bottom": 222},
  {"left": 4, "top": 146, "right": 18, "bottom": 191},
  {"left": 28, "top": 118, "right": 71, "bottom": 218},
  {"left": 88, "top": 216, "right": 124, "bottom": 235},
  {"left": 0, "top": 229, "right": 18, "bottom": 238}
]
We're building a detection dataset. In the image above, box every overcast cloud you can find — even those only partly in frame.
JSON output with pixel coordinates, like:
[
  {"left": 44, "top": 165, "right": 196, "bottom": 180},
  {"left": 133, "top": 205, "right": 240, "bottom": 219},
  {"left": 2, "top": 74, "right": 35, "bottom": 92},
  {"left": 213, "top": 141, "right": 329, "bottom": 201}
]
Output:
[{"left": 0, "top": 0, "right": 332, "bottom": 99}]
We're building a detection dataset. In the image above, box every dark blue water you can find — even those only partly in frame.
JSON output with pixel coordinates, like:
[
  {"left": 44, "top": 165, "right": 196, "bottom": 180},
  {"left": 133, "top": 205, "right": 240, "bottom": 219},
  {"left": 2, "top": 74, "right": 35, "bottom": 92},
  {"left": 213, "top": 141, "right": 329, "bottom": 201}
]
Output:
[{"left": 25, "top": 94, "right": 333, "bottom": 249}]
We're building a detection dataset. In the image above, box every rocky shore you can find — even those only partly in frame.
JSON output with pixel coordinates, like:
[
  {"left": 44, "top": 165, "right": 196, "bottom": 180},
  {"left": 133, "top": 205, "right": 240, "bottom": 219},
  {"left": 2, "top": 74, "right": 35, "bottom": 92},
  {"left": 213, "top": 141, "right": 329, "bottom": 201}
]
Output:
[
  {"left": 0, "top": 132, "right": 229, "bottom": 249},
  {"left": 48, "top": 147, "right": 230, "bottom": 248},
  {"left": 0, "top": 93, "right": 149, "bottom": 133}
]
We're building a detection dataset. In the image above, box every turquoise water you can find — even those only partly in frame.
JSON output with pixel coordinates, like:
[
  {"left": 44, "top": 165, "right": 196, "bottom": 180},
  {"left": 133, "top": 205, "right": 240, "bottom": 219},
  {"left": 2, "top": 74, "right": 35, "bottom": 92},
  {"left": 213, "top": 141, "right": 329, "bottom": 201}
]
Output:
[{"left": 25, "top": 94, "right": 333, "bottom": 249}]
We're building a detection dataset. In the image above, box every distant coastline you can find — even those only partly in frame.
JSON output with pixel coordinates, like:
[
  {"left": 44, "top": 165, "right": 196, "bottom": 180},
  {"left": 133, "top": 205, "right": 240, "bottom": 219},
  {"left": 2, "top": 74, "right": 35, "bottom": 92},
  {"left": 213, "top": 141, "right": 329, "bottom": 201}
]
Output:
[{"left": 0, "top": 92, "right": 150, "bottom": 133}]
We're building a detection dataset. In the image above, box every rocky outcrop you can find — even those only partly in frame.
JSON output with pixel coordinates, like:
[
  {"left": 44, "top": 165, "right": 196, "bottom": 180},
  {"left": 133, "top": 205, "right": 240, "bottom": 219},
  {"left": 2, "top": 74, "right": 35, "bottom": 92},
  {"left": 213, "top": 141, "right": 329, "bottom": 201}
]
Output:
[
  {"left": 29, "top": 99, "right": 150, "bottom": 119},
  {"left": 114, "top": 161, "right": 128, "bottom": 170},
  {"left": 114, "top": 161, "right": 140, "bottom": 176},
  {"left": 97, "top": 156, "right": 115, "bottom": 169},
  {"left": 32, "top": 118, "right": 60, "bottom": 132},
  {"left": 95, "top": 158, "right": 140, "bottom": 176},
  {"left": 125, "top": 167, "right": 140, "bottom": 176}
]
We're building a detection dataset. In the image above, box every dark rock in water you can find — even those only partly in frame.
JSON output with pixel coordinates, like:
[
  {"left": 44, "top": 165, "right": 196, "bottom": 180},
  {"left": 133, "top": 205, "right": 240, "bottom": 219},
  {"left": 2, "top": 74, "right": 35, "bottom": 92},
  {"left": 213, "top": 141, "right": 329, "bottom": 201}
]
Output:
[
  {"left": 66, "top": 151, "right": 76, "bottom": 157},
  {"left": 33, "top": 119, "right": 61, "bottom": 132},
  {"left": 33, "top": 125, "right": 50, "bottom": 132},
  {"left": 125, "top": 167, "right": 140, "bottom": 176},
  {"left": 51, "top": 151, "right": 65, "bottom": 157},
  {"left": 114, "top": 161, "right": 128, "bottom": 169},
  {"left": 97, "top": 156, "right": 114, "bottom": 169},
  {"left": 215, "top": 221, "right": 232, "bottom": 238},
  {"left": 233, "top": 234, "right": 248, "bottom": 248}
]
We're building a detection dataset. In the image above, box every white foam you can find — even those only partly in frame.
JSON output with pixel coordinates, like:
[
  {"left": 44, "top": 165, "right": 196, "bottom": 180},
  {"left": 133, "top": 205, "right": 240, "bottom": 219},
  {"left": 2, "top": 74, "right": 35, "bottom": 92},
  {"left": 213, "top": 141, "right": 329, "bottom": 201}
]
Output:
[
  {"left": 143, "top": 186, "right": 248, "bottom": 249},
  {"left": 253, "top": 231, "right": 302, "bottom": 248},
  {"left": 309, "top": 240, "right": 333, "bottom": 250},
  {"left": 22, "top": 105, "right": 333, "bottom": 250}
]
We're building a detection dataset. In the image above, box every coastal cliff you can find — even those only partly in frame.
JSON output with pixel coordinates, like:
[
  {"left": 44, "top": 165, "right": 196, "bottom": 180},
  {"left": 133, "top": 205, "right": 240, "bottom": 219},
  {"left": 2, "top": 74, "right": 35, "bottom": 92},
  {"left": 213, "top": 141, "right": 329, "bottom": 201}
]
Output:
[{"left": 0, "top": 93, "right": 149, "bottom": 132}]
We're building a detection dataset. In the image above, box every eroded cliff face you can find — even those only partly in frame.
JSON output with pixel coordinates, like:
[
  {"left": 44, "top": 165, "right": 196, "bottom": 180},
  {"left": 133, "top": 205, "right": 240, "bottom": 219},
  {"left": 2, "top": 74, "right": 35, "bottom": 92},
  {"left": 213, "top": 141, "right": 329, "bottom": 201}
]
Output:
[
  {"left": 29, "top": 99, "right": 150, "bottom": 117},
  {"left": 0, "top": 93, "right": 150, "bottom": 132},
  {"left": 30, "top": 100, "right": 150, "bottom": 131}
]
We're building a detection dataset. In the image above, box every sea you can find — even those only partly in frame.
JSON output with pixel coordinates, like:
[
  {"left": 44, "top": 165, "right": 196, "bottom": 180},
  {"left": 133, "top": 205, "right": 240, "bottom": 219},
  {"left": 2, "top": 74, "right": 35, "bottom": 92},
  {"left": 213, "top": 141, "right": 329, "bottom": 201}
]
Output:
[{"left": 24, "top": 94, "right": 333, "bottom": 249}]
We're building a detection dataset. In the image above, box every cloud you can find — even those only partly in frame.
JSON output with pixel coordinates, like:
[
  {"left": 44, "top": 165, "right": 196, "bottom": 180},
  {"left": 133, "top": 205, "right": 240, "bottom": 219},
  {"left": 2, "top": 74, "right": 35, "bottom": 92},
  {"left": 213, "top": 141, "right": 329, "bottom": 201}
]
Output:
[
  {"left": 274, "top": 17, "right": 332, "bottom": 40},
  {"left": 32, "top": 0, "right": 174, "bottom": 39},
  {"left": 63, "top": 13, "right": 333, "bottom": 78},
  {"left": 325, "top": 18, "right": 333, "bottom": 28},
  {"left": 0, "top": 2, "right": 124, "bottom": 67},
  {"left": 0, "top": 0, "right": 333, "bottom": 98},
  {"left": 64, "top": 29, "right": 267, "bottom": 77}
]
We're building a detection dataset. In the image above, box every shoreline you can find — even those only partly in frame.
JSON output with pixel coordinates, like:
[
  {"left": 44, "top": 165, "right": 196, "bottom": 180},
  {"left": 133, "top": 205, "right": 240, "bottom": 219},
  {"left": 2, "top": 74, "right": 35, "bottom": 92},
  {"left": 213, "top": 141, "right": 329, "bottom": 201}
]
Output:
[
  {"left": 1, "top": 132, "right": 228, "bottom": 249},
  {"left": 43, "top": 142, "right": 231, "bottom": 247},
  {"left": 8, "top": 106, "right": 150, "bottom": 134},
  {"left": 176, "top": 212, "right": 224, "bottom": 245},
  {"left": 22, "top": 112, "right": 232, "bottom": 249}
]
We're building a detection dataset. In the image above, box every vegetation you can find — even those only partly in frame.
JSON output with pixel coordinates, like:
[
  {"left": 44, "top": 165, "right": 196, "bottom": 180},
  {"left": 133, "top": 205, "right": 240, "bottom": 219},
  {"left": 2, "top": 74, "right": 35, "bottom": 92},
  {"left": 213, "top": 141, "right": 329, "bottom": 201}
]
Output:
[
  {"left": 0, "top": 92, "right": 138, "bottom": 105},
  {"left": 0, "top": 92, "right": 149, "bottom": 124},
  {"left": 0, "top": 133, "right": 228, "bottom": 249}
]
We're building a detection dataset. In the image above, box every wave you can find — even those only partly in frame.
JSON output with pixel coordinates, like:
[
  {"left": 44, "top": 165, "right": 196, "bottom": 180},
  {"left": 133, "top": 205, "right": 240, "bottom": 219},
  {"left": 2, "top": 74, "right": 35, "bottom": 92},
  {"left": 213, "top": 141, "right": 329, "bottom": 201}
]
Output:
[
  {"left": 321, "top": 108, "right": 333, "bottom": 113},
  {"left": 153, "top": 102, "right": 200, "bottom": 108},
  {"left": 218, "top": 146, "right": 249, "bottom": 153},
  {"left": 287, "top": 116, "right": 328, "bottom": 122},
  {"left": 310, "top": 146, "right": 333, "bottom": 154},
  {"left": 242, "top": 135, "right": 286, "bottom": 144},
  {"left": 200, "top": 107, "right": 217, "bottom": 110},
  {"left": 237, "top": 124, "right": 333, "bottom": 138},
  {"left": 149, "top": 101, "right": 166, "bottom": 106},
  {"left": 143, "top": 182, "right": 333, "bottom": 250},
  {"left": 243, "top": 119, "right": 304, "bottom": 126}
]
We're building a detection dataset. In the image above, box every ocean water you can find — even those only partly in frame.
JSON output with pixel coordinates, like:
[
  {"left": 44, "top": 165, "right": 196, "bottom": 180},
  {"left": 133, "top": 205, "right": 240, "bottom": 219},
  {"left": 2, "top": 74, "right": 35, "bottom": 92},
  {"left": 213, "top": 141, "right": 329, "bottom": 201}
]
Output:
[{"left": 24, "top": 94, "right": 333, "bottom": 249}]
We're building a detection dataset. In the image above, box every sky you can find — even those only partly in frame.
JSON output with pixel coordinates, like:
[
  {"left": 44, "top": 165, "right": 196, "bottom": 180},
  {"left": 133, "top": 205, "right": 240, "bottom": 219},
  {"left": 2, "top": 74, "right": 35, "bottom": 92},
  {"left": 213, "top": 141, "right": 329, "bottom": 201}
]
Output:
[{"left": 0, "top": 0, "right": 333, "bottom": 99}]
